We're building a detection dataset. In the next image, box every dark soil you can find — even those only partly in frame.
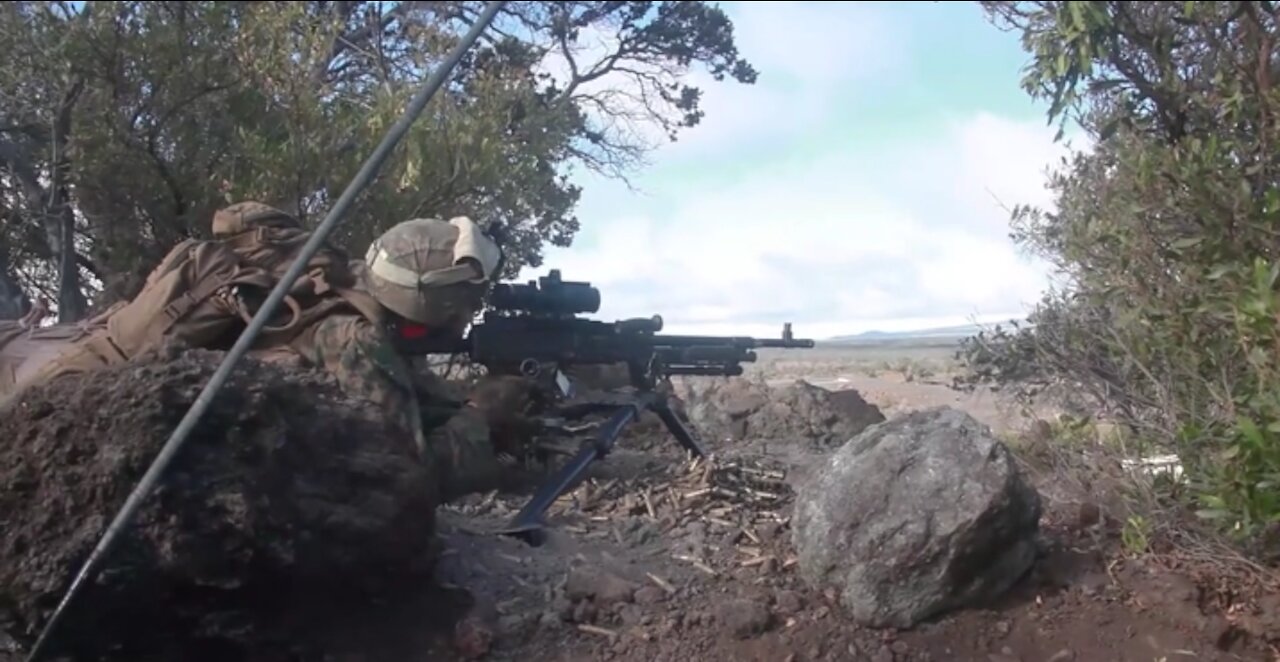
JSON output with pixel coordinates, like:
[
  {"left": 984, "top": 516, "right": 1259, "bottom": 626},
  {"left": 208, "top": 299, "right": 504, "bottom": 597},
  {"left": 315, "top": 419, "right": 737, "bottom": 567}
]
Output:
[
  {"left": 2, "top": 359, "right": 1277, "bottom": 662},
  {"left": 0, "top": 346, "right": 437, "bottom": 661}
]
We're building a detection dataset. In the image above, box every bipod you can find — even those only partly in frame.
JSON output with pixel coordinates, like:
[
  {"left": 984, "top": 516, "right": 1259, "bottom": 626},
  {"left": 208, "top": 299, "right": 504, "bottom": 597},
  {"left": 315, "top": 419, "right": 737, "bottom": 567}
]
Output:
[{"left": 497, "top": 389, "right": 707, "bottom": 547}]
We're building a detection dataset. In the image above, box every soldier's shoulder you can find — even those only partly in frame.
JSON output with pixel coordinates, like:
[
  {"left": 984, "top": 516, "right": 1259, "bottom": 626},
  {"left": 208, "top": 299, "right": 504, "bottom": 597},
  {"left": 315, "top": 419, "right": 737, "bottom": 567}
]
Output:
[{"left": 311, "top": 311, "right": 388, "bottom": 344}]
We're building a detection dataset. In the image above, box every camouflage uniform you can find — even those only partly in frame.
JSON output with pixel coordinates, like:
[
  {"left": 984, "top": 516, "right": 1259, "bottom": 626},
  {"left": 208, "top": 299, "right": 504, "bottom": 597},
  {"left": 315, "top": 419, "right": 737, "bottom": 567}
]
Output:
[
  {"left": 290, "top": 311, "right": 504, "bottom": 503},
  {"left": 282, "top": 213, "right": 515, "bottom": 504}
]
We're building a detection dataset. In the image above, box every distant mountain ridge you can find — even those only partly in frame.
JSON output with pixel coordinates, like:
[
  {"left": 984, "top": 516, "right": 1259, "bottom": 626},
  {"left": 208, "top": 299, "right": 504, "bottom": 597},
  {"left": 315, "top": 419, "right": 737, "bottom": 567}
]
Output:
[{"left": 824, "top": 320, "right": 1022, "bottom": 343}]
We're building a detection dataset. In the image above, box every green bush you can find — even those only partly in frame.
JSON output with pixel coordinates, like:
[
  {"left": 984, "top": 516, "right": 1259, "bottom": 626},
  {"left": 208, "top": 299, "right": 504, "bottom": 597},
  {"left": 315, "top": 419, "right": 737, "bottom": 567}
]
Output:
[{"left": 966, "top": 1, "right": 1280, "bottom": 539}]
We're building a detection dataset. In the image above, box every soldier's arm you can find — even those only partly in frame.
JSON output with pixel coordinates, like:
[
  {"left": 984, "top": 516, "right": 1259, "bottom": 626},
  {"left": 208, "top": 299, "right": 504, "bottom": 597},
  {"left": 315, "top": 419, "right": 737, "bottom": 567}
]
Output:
[
  {"left": 302, "top": 314, "right": 431, "bottom": 454},
  {"left": 302, "top": 315, "right": 509, "bottom": 501}
]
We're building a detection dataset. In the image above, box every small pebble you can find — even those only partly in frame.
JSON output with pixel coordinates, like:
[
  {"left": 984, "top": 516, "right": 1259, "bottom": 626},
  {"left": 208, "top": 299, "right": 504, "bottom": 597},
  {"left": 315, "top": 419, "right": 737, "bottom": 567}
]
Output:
[
  {"left": 774, "top": 590, "right": 804, "bottom": 615},
  {"left": 716, "top": 598, "right": 771, "bottom": 639},
  {"left": 635, "top": 586, "right": 666, "bottom": 606}
]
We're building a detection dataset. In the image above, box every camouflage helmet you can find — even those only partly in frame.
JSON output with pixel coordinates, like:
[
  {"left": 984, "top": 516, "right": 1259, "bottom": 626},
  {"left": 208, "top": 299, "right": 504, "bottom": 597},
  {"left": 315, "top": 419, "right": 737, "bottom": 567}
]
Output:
[{"left": 361, "top": 216, "right": 502, "bottom": 328}]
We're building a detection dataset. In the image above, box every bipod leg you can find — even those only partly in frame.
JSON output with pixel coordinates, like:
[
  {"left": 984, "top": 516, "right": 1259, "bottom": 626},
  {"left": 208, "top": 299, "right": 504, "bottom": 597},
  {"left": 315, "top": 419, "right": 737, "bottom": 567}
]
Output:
[
  {"left": 651, "top": 396, "right": 707, "bottom": 459},
  {"left": 500, "top": 402, "right": 641, "bottom": 547}
]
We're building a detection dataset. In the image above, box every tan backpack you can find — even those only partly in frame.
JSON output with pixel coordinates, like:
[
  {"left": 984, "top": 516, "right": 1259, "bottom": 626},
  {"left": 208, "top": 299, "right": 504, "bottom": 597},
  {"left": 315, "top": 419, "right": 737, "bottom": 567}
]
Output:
[
  {"left": 209, "top": 202, "right": 385, "bottom": 335},
  {"left": 6, "top": 202, "right": 384, "bottom": 394}
]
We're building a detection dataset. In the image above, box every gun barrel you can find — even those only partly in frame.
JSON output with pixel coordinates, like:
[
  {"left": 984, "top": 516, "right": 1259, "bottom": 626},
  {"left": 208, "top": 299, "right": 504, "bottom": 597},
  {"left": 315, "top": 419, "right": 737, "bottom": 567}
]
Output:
[
  {"left": 754, "top": 338, "right": 817, "bottom": 348},
  {"left": 652, "top": 334, "right": 816, "bottom": 349}
]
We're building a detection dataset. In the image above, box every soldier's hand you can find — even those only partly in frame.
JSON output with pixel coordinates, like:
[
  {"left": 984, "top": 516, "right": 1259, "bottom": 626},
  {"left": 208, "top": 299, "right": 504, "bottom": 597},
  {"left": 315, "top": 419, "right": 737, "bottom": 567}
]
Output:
[{"left": 464, "top": 375, "right": 546, "bottom": 457}]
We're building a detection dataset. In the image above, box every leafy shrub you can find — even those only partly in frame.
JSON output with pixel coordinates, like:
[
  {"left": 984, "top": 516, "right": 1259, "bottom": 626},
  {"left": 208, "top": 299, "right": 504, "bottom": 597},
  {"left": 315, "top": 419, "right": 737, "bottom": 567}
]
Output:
[{"left": 965, "top": 1, "right": 1280, "bottom": 539}]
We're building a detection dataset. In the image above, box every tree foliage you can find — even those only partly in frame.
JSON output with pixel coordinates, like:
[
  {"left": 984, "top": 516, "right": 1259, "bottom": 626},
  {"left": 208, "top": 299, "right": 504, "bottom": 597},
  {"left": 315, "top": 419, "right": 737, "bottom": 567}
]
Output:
[
  {"left": 0, "top": 1, "right": 756, "bottom": 321},
  {"left": 963, "top": 1, "right": 1280, "bottom": 537}
]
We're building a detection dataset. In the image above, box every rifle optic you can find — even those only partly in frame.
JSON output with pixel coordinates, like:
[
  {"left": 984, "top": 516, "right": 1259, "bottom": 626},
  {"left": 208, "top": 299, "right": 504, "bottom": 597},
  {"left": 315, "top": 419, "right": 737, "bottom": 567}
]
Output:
[{"left": 491, "top": 269, "right": 600, "bottom": 316}]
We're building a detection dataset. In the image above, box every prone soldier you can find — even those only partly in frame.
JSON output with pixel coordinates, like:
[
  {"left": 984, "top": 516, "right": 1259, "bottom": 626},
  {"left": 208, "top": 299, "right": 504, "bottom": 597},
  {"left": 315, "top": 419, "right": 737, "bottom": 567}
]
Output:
[{"left": 0, "top": 201, "right": 539, "bottom": 505}]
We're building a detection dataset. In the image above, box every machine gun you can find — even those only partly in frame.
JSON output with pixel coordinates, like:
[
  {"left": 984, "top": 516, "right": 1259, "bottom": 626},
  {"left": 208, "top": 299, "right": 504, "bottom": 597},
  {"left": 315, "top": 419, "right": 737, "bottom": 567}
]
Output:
[{"left": 391, "top": 269, "right": 815, "bottom": 545}]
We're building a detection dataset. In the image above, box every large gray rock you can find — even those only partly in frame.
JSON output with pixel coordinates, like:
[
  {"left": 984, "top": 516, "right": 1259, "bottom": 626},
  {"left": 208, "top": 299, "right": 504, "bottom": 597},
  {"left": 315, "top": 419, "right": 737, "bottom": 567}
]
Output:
[
  {"left": 791, "top": 406, "right": 1042, "bottom": 628},
  {"left": 673, "top": 377, "right": 885, "bottom": 448}
]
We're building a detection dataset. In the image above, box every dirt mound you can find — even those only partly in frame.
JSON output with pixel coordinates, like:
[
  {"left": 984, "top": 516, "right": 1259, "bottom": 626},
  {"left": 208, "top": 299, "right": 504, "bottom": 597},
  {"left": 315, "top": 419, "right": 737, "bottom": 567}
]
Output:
[
  {"left": 0, "top": 346, "right": 437, "bottom": 660},
  {"left": 672, "top": 377, "right": 885, "bottom": 449}
]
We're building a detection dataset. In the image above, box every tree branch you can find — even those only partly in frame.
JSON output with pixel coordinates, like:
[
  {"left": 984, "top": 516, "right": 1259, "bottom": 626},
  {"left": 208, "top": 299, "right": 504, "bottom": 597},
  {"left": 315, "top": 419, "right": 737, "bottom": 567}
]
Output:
[
  {"left": 48, "top": 75, "right": 87, "bottom": 322},
  {"left": 0, "top": 250, "right": 31, "bottom": 321}
]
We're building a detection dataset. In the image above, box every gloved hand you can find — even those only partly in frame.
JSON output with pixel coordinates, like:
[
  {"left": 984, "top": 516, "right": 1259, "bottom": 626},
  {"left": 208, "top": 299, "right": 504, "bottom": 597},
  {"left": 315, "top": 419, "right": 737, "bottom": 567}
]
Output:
[{"left": 464, "top": 375, "right": 546, "bottom": 458}]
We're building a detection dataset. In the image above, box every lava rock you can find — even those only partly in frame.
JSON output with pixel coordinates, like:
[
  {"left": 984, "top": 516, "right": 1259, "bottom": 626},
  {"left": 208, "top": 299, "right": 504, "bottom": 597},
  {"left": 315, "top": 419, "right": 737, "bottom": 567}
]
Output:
[
  {"left": 792, "top": 406, "right": 1042, "bottom": 628},
  {"left": 673, "top": 378, "right": 885, "bottom": 448}
]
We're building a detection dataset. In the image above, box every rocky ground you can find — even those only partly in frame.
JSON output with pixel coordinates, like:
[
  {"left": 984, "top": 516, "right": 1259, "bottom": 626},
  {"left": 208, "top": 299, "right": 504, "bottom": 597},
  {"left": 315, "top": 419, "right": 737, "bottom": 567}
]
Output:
[
  {"left": 405, "top": 388, "right": 1280, "bottom": 662},
  {"left": 2, "top": 346, "right": 1278, "bottom": 662}
]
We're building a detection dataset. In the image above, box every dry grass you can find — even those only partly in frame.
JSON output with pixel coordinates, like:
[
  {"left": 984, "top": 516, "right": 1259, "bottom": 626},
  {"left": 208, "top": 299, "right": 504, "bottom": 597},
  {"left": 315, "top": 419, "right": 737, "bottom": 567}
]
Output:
[
  {"left": 1008, "top": 417, "right": 1280, "bottom": 589},
  {"left": 745, "top": 342, "right": 963, "bottom": 384}
]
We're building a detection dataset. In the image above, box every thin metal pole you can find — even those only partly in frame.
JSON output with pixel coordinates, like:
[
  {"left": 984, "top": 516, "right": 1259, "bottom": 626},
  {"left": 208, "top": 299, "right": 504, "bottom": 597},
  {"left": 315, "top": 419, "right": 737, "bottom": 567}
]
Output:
[{"left": 23, "top": 3, "right": 507, "bottom": 659}]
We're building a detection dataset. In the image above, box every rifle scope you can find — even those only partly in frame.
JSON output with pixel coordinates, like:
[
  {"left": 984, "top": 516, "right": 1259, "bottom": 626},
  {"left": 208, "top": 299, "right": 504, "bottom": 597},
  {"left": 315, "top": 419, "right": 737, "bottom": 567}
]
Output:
[{"left": 491, "top": 269, "right": 601, "bottom": 316}]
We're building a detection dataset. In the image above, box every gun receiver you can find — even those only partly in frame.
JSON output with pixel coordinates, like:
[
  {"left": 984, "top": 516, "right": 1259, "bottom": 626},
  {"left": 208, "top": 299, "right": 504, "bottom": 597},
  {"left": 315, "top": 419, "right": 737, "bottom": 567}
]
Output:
[{"left": 391, "top": 270, "right": 815, "bottom": 545}]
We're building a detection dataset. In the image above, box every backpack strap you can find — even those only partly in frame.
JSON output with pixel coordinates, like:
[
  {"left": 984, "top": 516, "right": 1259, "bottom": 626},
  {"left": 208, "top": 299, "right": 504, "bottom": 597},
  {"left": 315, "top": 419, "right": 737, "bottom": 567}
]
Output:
[
  {"left": 232, "top": 290, "right": 305, "bottom": 335},
  {"left": 159, "top": 274, "right": 239, "bottom": 330}
]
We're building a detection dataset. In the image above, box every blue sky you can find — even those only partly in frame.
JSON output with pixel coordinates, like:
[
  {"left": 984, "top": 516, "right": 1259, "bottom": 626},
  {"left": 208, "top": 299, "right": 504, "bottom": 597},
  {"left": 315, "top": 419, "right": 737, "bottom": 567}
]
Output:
[{"left": 516, "top": 1, "right": 1089, "bottom": 339}]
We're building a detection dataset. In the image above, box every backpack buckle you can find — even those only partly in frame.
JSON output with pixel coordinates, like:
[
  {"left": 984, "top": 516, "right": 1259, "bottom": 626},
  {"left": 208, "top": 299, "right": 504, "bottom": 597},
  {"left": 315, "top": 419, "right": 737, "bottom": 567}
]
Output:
[{"left": 160, "top": 292, "right": 197, "bottom": 322}]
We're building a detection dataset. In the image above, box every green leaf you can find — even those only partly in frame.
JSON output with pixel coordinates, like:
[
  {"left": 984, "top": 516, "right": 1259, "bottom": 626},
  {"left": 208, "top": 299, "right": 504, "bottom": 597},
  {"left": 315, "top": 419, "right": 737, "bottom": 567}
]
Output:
[
  {"left": 1069, "top": 2, "right": 1085, "bottom": 28},
  {"left": 1237, "top": 417, "right": 1266, "bottom": 448},
  {"left": 1207, "top": 264, "right": 1233, "bottom": 280}
]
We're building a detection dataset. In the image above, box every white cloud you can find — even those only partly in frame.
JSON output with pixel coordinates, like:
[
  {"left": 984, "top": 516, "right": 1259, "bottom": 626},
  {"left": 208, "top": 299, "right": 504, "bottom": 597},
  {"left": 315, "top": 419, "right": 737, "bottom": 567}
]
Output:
[
  {"left": 512, "top": 5, "right": 1093, "bottom": 340},
  {"left": 520, "top": 112, "right": 1086, "bottom": 339},
  {"left": 727, "top": 1, "right": 906, "bottom": 85},
  {"left": 532, "top": 2, "right": 906, "bottom": 161},
  {"left": 661, "top": 2, "right": 908, "bottom": 160}
]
